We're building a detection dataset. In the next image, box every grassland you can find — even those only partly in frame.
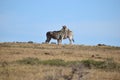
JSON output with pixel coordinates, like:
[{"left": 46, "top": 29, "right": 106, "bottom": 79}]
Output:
[{"left": 0, "top": 42, "right": 120, "bottom": 80}]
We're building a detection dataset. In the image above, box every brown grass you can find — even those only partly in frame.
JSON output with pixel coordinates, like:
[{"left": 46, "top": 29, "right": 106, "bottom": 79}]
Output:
[{"left": 0, "top": 42, "right": 120, "bottom": 80}]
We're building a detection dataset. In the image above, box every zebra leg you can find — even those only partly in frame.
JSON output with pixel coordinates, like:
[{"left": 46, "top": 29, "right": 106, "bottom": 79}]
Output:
[
  {"left": 68, "top": 36, "right": 74, "bottom": 44},
  {"left": 69, "top": 37, "right": 73, "bottom": 44},
  {"left": 45, "top": 37, "right": 51, "bottom": 43},
  {"left": 57, "top": 39, "right": 62, "bottom": 45},
  {"left": 72, "top": 38, "right": 74, "bottom": 42},
  {"left": 69, "top": 39, "right": 72, "bottom": 44},
  {"left": 60, "top": 39, "right": 62, "bottom": 44},
  {"left": 57, "top": 39, "right": 60, "bottom": 45}
]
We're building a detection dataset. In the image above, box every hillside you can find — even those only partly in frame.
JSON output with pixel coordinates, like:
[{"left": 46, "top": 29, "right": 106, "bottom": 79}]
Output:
[{"left": 0, "top": 42, "right": 120, "bottom": 80}]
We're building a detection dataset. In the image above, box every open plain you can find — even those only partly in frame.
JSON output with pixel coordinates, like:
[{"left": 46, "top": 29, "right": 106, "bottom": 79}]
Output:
[{"left": 0, "top": 42, "right": 120, "bottom": 80}]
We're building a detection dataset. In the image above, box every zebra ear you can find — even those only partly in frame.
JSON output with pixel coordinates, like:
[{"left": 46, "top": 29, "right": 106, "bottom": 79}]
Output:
[{"left": 62, "top": 25, "right": 67, "bottom": 29}]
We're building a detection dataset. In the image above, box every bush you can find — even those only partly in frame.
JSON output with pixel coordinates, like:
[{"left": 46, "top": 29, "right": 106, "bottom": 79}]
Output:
[{"left": 28, "top": 41, "right": 34, "bottom": 43}]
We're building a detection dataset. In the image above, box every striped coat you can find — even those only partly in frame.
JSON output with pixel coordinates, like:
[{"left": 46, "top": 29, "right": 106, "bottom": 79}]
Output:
[{"left": 45, "top": 26, "right": 74, "bottom": 44}]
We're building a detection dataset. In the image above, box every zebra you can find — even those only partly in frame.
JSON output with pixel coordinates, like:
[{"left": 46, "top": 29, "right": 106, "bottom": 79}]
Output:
[
  {"left": 63, "top": 29, "right": 74, "bottom": 44},
  {"left": 45, "top": 25, "right": 74, "bottom": 44}
]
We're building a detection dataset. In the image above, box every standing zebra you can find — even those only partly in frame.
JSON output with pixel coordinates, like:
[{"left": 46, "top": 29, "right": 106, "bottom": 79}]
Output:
[
  {"left": 45, "top": 25, "right": 74, "bottom": 44},
  {"left": 60, "top": 26, "right": 74, "bottom": 44}
]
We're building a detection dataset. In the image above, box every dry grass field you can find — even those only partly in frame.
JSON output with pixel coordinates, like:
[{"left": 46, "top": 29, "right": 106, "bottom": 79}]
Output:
[{"left": 0, "top": 42, "right": 120, "bottom": 80}]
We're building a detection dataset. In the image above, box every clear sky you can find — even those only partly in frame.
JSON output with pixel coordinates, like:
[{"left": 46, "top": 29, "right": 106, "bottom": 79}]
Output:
[{"left": 0, "top": 0, "right": 120, "bottom": 46}]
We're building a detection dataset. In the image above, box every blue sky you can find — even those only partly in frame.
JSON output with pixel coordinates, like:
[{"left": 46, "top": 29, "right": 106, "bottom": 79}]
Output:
[{"left": 0, "top": 0, "right": 120, "bottom": 46}]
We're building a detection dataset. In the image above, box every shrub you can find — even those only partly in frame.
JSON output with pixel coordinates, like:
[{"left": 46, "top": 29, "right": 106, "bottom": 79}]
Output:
[{"left": 28, "top": 41, "right": 34, "bottom": 43}]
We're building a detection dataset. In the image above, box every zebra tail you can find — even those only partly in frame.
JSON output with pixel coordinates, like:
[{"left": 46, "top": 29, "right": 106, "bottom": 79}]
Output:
[{"left": 72, "top": 38, "right": 75, "bottom": 42}]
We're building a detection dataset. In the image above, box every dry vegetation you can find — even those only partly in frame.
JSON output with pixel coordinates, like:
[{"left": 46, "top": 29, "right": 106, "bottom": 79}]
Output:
[{"left": 0, "top": 42, "right": 120, "bottom": 80}]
